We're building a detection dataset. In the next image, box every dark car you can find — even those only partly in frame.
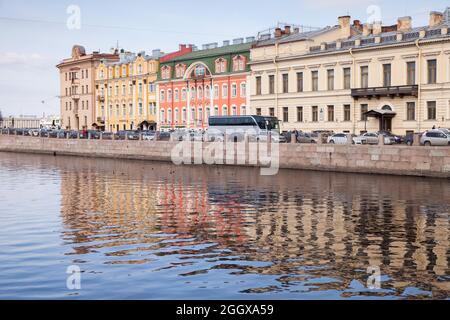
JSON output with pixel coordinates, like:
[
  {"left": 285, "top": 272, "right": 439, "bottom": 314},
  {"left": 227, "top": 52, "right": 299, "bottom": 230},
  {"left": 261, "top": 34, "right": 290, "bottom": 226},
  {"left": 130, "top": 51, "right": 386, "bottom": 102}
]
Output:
[
  {"left": 157, "top": 131, "right": 171, "bottom": 141},
  {"left": 115, "top": 130, "right": 141, "bottom": 140}
]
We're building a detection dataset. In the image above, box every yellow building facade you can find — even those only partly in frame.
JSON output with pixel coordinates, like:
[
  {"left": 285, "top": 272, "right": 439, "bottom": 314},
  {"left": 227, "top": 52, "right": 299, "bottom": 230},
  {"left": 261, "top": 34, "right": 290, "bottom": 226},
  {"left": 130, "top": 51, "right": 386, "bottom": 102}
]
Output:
[{"left": 95, "top": 50, "right": 162, "bottom": 132}]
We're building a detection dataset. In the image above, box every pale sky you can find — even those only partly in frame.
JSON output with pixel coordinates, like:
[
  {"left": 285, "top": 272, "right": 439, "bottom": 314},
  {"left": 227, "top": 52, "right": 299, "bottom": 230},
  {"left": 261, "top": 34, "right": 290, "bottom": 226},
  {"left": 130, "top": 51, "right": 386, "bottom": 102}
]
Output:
[{"left": 0, "top": 0, "right": 447, "bottom": 117}]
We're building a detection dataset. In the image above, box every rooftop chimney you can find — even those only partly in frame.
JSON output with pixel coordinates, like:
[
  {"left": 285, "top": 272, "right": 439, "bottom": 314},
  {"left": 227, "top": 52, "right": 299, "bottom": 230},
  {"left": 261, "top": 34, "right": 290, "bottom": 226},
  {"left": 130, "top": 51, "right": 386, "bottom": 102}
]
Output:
[
  {"left": 429, "top": 11, "right": 444, "bottom": 27},
  {"left": 179, "top": 44, "right": 187, "bottom": 50},
  {"left": 284, "top": 25, "right": 291, "bottom": 35},
  {"left": 223, "top": 40, "right": 230, "bottom": 46},
  {"left": 362, "top": 23, "right": 372, "bottom": 36},
  {"left": 233, "top": 38, "right": 244, "bottom": 45},
  {"left": 246, "top": 36, "right": 255, "bottom": 43},
  {"left": 152, "top": 49, "right": 161, "bottom": 57},
  {"left": 338, "top": 15, "right": 351, "bottom": 39},
  {"left": 274, "top": 27, "right": 282, "bottom": 38},
  {"left": 373, "top": 21, "right": 382, "bottom": 35},
  {"left": 353, "top": 20, "right": 363, "bottom": 32},
  {"left": 397, "top": 16, "right": 412, "bottom": 32}
]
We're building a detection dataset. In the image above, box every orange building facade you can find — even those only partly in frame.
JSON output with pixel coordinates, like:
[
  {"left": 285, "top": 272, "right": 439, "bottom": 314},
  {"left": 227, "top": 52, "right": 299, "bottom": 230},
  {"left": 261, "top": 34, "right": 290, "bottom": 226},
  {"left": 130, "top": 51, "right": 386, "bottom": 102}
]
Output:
[{"left": 157, "top": 40, "right": 253, "bottom": 130}]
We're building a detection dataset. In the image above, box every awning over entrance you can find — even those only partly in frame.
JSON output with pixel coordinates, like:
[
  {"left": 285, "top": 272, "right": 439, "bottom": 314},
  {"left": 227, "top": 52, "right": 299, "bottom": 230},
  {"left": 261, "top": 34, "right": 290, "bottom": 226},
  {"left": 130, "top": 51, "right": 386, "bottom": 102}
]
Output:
[
  {"left": 138, "top": 120, "right": 157, "bottom": 131},
  {"left": 364, "top": 109, "right": 397, "bottom": 118},
  {"left": 363, "top": 106, "right": 396, "bottom": 132}
]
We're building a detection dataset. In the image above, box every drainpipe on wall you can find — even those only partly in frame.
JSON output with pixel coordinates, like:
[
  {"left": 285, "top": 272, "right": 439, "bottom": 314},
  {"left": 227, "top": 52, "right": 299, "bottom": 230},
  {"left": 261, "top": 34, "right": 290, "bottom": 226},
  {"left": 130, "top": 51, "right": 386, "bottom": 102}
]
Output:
[
  {"left": 415, "top": 39, "right": 422, "bottom": 132},
  {"left": 274, "top": 42, "right": 279, "bottom": 123},
  {"left": 349, "top": 48, "right": 356, "bottom": 134}
]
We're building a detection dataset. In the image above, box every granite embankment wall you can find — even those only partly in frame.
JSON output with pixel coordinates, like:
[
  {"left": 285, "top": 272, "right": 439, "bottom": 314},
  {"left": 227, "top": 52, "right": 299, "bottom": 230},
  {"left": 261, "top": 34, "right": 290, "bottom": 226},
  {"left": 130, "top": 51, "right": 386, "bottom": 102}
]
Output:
[{"left": 1, "top": 135, "right": 450, "bottom": 178}]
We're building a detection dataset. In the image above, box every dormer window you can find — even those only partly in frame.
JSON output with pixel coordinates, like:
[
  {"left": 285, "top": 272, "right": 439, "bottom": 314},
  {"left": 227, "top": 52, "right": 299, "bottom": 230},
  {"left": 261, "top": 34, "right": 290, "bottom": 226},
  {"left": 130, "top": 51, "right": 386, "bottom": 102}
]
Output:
[
  {"left": 215, "top": 58, "right": 227, "bottom": 73},
  {"left": 175, "top": 64, "right": 186, "bottom": 78},
  {"left": 233, "top": 55, "right": 246, "bottom": 71},
  {"left": 161, "top": 66, "right": 171, "bottom": 79}
]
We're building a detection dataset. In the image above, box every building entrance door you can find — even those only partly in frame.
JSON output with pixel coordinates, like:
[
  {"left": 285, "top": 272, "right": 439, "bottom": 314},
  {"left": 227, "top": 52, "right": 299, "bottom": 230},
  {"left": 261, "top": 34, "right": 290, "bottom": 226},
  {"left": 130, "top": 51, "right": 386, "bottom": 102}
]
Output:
[{"left": 380, "top": 116, "right": 392, "bottom": 132}]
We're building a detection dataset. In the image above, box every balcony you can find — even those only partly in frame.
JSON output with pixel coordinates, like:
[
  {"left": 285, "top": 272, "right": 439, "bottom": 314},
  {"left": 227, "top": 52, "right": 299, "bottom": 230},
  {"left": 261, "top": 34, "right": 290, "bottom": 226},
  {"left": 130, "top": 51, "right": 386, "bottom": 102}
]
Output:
[
  {"left": 71, "top": 94, "right": 80, "bottom": 101},
  {"left": 351, "top": 85, "right": 418, "bottom": 100}
]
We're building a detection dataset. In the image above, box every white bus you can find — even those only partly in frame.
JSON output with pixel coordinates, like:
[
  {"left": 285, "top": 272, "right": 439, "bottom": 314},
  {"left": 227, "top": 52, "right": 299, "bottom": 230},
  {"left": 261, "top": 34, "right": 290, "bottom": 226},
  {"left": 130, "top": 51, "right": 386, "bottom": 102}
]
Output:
[{"left": 207, "top": 115, "right": 282, "bottom": 142}]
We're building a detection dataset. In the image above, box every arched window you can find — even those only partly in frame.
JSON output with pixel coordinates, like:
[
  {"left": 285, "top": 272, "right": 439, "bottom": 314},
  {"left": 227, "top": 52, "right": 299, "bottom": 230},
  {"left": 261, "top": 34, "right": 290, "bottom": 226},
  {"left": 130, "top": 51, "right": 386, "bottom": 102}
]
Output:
[
  {"left": 222, "top": 84, "right": 228, "bottom": 98},
  {"left": 160, "top": 90, "right": 165, "bottom": 102},
  {"left": 205, "top": 86, "right": 211, "bottom": 99},
  {"left": 167, "top": 109, "right": 172, "bottom": 124},
  {"left": 167, "top": 89, "right": 172, "bottom": 101},
  {"left": 241, "top": 105, "right": 247, "bottom": 115},
  {"left": 161, "top": 109, "right": 165, "bottom": 123},
  {"left": 190, "top": 87, "right": 195, "bottom": 101},
  {"left": 222, "top": 105, "right": 228, "bottom": 116},
  {"left": 240, "top": 82, "right": 246, "bottom": 97},
  {"left": 233, "top": 55, "right": 246, "bottom": 71},
  {"left": 215, "top": 58, "right": 227, "bottom": 73},
  {"left": 174, "top": 108, "right": 179, "bottom": 123},
  {"left": 174, "top": 89, "right": 179, "bottom": 101},
  {"left": 182, "top": 88, "right": 187, "bottom": 101},
  {"left": 198, "top": 86, "right": 203, "bottom": 99}
]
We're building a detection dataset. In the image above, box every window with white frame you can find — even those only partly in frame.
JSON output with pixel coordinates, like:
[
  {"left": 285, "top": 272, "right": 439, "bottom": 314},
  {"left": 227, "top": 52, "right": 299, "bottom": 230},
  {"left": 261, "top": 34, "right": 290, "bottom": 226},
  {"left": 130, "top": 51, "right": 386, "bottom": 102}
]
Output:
[
  {"left": 115, "top": 84, "right": 119, "bottom": 95},
  {"left": 231, "top": 84, "right": 237, "bottom": 97},
  {"left": 129, "top": 103, "right": 133, "bottom": 116},
  {"left": 138, "top": 64, "right": 142, "bottom": 74},
  {"left": 174, "top": 108, "right": 179, "bottom": 123},
  {"left": 115, "top": 104, "right": 119, "bottom": 116},
  {"left": 240, "top": 83, "right": 246, "bottom": 97},
  {"left": 122, "top": 104, "right": 126, "bottom": 116},
  {"left": 122, "top": 84, "right": 126, "bottom": 95},
  {"left": 241, "top": 105, "right": 247, "bottom": 115},
  {"left": 122, "top": 66, "right": 127, "bottom": 76},
  {"left": 182, "top": 88, "right": 187, "bottom": 101},
  {"left": 138, "top": 83, "right": 143, "bottom": 95},
  {"left": 161, "top": 66, "right": 171, "bottom": 79},
  {"left": 160, "top": 90, "right": 165, "bottom": 102},
  {"left": 167, "top": 109, "right": 172, "bottom": 123},
  {"left": 139, "top": 102, "right": 143, "bottom": 116},
  {"left": 214, "top": 106, "right": 218, "bottom": 116},
  {"left": 182, "top": 108, "right": 186, "bottom": 123},
  {"left": 222, "top": 84, "right": 228, "bottom": 98},
  {"left": 167, "top": 89, "right": 172, "bottom": 101},
  {"left": 206, "top": 107, "right": 210, "bottom": 118},
  {"left": 190, "top": 87, "right": 195, "bottom": 100},
  {"left": 198, "top": 86, "right": 203, "bottom": 99},
  {"left": 205, "top": 86, "right": 211, "bottom": 99},
  {"left": 214, "top": 85, "right": 219, "bottom": 99},
  {"left": 198, "top": 108, "right": 203, "bottom": 123},
  {"left": 174, "top": 89, "right": 179, "bottom": 101},
  {"left": 215, "top": 58, "right": 227, "bottom": 73},
  {"left": 232, "top": 105, "right": 237, "bottom": 115},
  {"left": 149, "top": 83, "right": 155, "bottom": 93},
  {"left": 160, "top": 109, "right": 165, "bottom": 123},
  {"left": 233, "top": 55, "right": 246, "bottom": 71},
  {"left": 129, "top": 82, "right": 133, "bottom": 95},
  {"left": 222, "top": 105, "right": 228, "bottom": 116},
  {"left": 191, "top": 108, "right": 195, "bottom": 122}
]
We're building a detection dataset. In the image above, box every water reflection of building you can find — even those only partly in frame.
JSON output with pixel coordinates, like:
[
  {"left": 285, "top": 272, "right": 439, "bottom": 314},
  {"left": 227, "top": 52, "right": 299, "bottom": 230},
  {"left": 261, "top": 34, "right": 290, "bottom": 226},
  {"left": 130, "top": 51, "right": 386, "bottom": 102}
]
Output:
[{"left": 7, "top": 153, "right": 446, "bottom": 298}]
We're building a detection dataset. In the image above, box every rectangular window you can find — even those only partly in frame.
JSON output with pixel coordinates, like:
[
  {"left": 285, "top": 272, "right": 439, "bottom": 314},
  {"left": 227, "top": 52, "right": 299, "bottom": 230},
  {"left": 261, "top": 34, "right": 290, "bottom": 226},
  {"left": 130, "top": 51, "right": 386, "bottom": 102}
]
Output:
[
  {"left": 282, "top": 74, "right": 289, "bottom": 93},
  {"left": 327, "top": 105, "right": 334, "bottom": 122},
  {"left": 231, "top": 84, "right": 237, "bottom": 97},
  {"left": 327, "top": 69, "right": 335, "bottom": 91},
  {"left": 312, "top": 71, "right": 319, "bottom": 91},
  {"left": 344, "top": 105, "right": 351, "bottom": 121},
  {"left": 283, "top": 107, "right": 289, "bottom": 122},
  {"left": 427, "top": 101, "right": 436, "bottom": 120},
  {"left": 214, "top": 86, "right": 219, "bottom": 99},
  {"left": 427, "top": 59, "right": 437, "bottom": 84},
  {"left": 407, "top": 62, "right": 416, "bottom": 85},
  {"left": 240, "top": 83, "right": 246, "bottom": 97},
  {"left": 343, "top": 68, "right": 351, "bottom": 89},
  {"left": 256, "top": 76, "right": 261, "bottom": 95},
  {"left": 297, "top": 107, "right": 303, "bottom": 122},
  {"left": 361, "top": 66, "right": 369, "bottom": 88},
  {"left": 406, "top": 102, "right": 416, "bottom": 121},
  {"left": 269, "top": 75, "right": 275, "bottom": 94},
  {"left": 269, "top": 108, "right": 275, "bottom": 117},
  {"left": 360, "top": 104, "right": 368, "bottom": 121},
  {"left": 312, "top": 106, "right": 318, "bottom": 122},
  {"left": 297, "top": 72, "right": 303, "bottom": 92},
  {"left": 256, "top": 108, "right": 262, "bottom": 116},
  {"left": 222, "top": 85, "right": 228, "bottom": 98},
  {"left": 383, "top": 64, "right": 391, "bottom": 87}
]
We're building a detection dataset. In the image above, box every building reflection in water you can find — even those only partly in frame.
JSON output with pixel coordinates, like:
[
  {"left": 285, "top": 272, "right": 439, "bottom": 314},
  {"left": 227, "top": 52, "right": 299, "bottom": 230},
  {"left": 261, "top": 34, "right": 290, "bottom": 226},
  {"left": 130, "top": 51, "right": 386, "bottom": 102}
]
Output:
[{"left": 8, "top": 153, "right": 448, "bottom": 299}]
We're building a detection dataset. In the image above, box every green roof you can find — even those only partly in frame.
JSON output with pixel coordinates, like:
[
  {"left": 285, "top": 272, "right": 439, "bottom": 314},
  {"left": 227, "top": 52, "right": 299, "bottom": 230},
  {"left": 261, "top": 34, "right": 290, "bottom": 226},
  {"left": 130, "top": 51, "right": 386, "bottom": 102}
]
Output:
[{"left": 167, "top": 42, "right": 252, "bottom": 63}]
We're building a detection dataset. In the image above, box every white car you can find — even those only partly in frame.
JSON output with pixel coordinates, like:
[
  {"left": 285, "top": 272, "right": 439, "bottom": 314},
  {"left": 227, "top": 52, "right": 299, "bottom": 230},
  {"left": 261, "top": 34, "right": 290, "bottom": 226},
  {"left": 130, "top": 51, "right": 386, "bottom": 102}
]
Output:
[
  {"left": 353, "top": 132, "right": 395, "bottom": 145},
  {"left": 327, "top": 133, "right": 355, "bottom": 144}
]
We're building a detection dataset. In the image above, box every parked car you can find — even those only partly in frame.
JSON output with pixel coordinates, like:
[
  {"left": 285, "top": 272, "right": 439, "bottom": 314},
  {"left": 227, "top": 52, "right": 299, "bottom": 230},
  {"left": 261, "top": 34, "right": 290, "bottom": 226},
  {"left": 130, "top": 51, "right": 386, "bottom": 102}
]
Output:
[
  {"left": 142, "top": 131, "right": 157, "bottom": 141},
  {"left": 327, "top": 133, "right": 356, "bottom": 144},
  {"left": 114, "top": 130, "right": 140, "bottom": 140},
  {"left": 296, "top": 132, "right": 316, "bottom": 144},
  {"left": 378, "top": 130, "right": 403, "bottom": 144},
  {"left": 158, "top": 131, "right": 171, "bottom": 141},
  {"left": 353, "top": 132, "right": 395, "bottom": 145},
  {"left": 420, "top": 130, "right": 450, "bottom": 146},
  {"left": 100, "top": 132, "right": 114, "bottom": 140},
  {"left": 437, "top": 128, "right": 450, "bottom": 136}
]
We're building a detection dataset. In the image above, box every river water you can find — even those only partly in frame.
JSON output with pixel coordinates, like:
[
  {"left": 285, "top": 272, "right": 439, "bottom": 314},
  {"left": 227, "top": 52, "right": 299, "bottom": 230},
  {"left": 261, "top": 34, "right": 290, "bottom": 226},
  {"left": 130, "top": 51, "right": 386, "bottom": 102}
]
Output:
[{"left": 0, "top": 152, "right": 448, "bottom": 299}]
